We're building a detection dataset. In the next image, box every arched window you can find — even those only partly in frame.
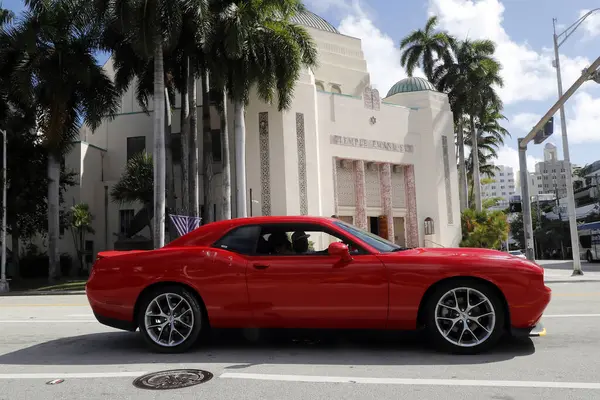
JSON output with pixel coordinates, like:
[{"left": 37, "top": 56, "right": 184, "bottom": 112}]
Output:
[
  {"left": 315, "top": 81, "right": 325, "bottom": 91},
  {"left": 330, "top": 84, "right": 341, "bottom": 94}
]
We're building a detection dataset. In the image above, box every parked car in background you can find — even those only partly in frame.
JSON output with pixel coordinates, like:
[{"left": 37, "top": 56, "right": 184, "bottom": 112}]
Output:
[{"left": 509, "top": 250, "right": 527, "bottom": 259}]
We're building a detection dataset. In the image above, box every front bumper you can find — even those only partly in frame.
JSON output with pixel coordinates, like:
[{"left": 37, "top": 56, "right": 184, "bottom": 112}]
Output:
[{"left": 511, "top": 321, "right": 546, "bottom": 338}]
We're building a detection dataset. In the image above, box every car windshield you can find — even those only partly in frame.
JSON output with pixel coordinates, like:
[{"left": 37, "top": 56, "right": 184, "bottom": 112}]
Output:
[{"left": 333, "top": 220, "right": 406, "bottom": 253}]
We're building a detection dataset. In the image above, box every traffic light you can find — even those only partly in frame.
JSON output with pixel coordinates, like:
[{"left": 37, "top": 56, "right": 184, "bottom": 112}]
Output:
[
  {"left": 533, "top": 117, "right": 554, "bottom": 144},
  {"left": 509, "top": 195, "right": 522, "bottom": 213}
]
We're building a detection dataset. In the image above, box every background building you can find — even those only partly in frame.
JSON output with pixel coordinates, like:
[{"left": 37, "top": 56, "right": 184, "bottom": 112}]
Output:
[
  {"left": 481, "top": 165, "right": 517, "bottom": 209},
  {"left": 46, "top": 10, "right": 461, "bottom": 264}
]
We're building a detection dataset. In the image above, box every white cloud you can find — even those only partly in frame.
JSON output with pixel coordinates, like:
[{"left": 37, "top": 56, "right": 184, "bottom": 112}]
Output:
[
  {"left": 494, "top": 146, "right": 541, "bottom": 173},
  {"left": 510, "top": 112, "right": 541, "bottom": 132},
  {"left": 428, "top": 0, "right": 591, "bottom": 105},
  {"left": 565, "top": 91, "right": 600, "bottom": 144},
  {"left": 337, "top": 13, "right": 426, "bottom": 93},
  {"left": 580, "top": 9, "right": 600, "bottom": 38}
]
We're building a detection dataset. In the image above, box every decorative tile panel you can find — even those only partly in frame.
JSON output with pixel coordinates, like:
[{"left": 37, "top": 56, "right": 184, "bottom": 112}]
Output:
[
  {"left": 391, "top": 166, "right": 406, "bottom": 208},
  {"left": 354, "top": 160, "right": 368, "bottom": 230},
  {"left": 365, "top": 163, "right": 382, "bottom": 208},
  {"left": 259, "top": 112, "right": 271, "bottom": 216},
  {"left": 332, "top": 157, "right": 339, "bottom": 214},
  {"left": 442, "top": 136, "right": 454, "bottom": 224},
  {"left": 296, "top": 113, "right": 308, "bottom": 215},
  {"left": 363, "top": 86, "right": 381, "bottom": 111},
  {"left": 336, "top": 159, "right": 355, "bottom": 206},
  {"left": 381, "top": 163, "right": 394, "bottom": 241},
  {"left": 404, "top": 164, "right": 419, "bottom": 248}
]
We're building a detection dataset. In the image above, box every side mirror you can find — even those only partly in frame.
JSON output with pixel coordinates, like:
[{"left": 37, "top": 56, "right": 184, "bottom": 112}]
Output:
[{"left": 328, "top": 242, "right": 352, "bottom": 262}]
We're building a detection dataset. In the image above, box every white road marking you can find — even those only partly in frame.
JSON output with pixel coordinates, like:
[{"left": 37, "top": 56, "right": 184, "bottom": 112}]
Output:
[
  {"left": 0, "top": 320, "right": 97, "bottom": 323},
  {"left": 67, "top": 314, "right": 94, "bottom": 317},
  {"left": 544, "top": 314, "right": 600, "bottom": 318},
  {"left": 0, "top": 372, "right": 147, "bottom": 379},
  {"left": 220, "top": 372, "right": 600, "bottom": 389}
]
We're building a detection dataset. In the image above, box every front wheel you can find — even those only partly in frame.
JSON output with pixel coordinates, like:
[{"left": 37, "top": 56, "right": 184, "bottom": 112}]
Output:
[
  {"left": 423, "top": 280, "right": 505, "bottom": 354},
  {"left": 137, "top": 285, "right": 203, "bottom": 353}
]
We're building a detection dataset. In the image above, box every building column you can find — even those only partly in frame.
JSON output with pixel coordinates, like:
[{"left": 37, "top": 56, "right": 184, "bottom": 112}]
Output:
[
  {"left": 404, "top": 164, "right": 419, "bottom": 247},
  {"left": 381, "top": 163, "right": 394, "bottom": 241},
  {"left": 354, "top": 160, "right": 368, "bottom": 230}
]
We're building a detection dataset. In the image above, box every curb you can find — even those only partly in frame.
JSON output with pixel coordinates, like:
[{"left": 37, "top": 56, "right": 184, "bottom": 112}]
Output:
[
  {"left": 0, "top": 290, "right": 86, "bottom": 297},
  {"left": 544, "top": 279, "right": 600, "bottom": 284}
]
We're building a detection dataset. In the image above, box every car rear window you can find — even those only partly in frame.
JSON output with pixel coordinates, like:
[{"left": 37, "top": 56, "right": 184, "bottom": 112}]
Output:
[{"left": 213, "top": 225, "right": 261, "bottom": 255}]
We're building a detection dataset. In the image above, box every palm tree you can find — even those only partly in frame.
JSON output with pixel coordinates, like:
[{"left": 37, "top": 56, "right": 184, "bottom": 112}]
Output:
[
  {"left": 97, "top": 0, "right": 207, "bottom": 248},
  {"left": 2, "top": 0, "right": 120, "bottom": 281},
  {"left": 399, "top": 16, "right": 454, "bottom": 80},
  {"left": 206, "top": 0, "right": 318, "bottom": 218}
]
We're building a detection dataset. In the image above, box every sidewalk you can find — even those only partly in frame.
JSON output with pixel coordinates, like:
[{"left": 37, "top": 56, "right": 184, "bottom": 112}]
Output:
[{"left": 538, "top": 260, "right": 600, "bottom": 283}]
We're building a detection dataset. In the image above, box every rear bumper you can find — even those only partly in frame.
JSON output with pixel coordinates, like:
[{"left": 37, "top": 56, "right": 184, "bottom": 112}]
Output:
[{"left": 93, "top": 311, "right": 137, "bottom": 332}]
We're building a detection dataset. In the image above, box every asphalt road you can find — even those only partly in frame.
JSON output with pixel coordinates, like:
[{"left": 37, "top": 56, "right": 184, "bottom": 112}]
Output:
[{"left": 1, "top": 282, "right": 600, "bottom": 399}]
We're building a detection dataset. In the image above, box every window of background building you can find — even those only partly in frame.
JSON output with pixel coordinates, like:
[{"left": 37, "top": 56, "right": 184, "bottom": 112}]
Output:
[
  {"left": 127, "top": 136, "right": 146, "bottom": 161},
  {"left": 119, "top": 209, "right": 135, "bottom": 235}
]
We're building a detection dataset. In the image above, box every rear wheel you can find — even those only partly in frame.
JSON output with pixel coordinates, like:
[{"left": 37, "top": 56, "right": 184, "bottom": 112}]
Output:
[
  {"left": 137, "top": 285, "right": 203, "bottom": 353},
  {"left": 423, "top": 280, "right": 505, "bottom": 354}
]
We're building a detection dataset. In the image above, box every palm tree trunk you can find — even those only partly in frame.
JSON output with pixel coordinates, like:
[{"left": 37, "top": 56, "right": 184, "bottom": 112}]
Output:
[
  {"left": 153, "top": 39, "right": 166, "bottom": 249},
  {"left": 470, "top": 114, "right": 482, "bottom": 212},
  {"left": 164, "top": 87, "right": 177, "bottom": 242},
  {"left": 221, "top": 88, "right": 231, "bottom": 220},
  {"left": 201, "top": 69, "right": 212, "bottom": 223},
  {"left": 10, "top": 224, "right": 19, "bottom": 278},
  {"left": 456, "top": 118, "right": 468, "bottom": 212},
  {"left": 47, "top": 153, "right": 61, "bottom": 282},
  {"left": 180, "top": 57, "right": 190, "bottom": 215},
  {"left": 234, "top": 100, "right": 247, "bottom": 218},
  {"left": 188, "top": 64, "right": 199, "bottom": 218}
]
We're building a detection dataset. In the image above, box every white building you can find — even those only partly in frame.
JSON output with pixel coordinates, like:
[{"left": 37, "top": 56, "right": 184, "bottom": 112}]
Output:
[
  {"left": 531, "top": 143, "right": 571, "bottom": 198},
  {"left": 51, "top": 10, "right": 461, "bottom": 262},
  {"left": 481, "top": 165, "right": 517, "bottom": 207}
]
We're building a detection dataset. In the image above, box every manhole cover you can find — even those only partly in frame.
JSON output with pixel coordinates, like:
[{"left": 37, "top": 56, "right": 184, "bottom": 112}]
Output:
[{"left": 133, "top": 369, "right": 213, "bottom": 390}]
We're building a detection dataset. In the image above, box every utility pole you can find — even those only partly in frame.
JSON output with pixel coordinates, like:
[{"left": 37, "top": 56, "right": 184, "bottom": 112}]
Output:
[
  {"left": 0, "top": 129, "right": 8, "bottom": 293},
  {"left": 519, "top": 56, "right": 600, "bottom": 268}
]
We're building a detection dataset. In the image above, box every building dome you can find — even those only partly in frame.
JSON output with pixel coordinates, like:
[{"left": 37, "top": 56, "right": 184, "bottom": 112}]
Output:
[
  {"left": 290, "top": 10, "right": 339, "bottom": 34},
  {"left": 544, "top": 142, "right": 556, "bottom": 149},
  {"left": 386, "top": 77, "right": 437, "bottom": 97}
]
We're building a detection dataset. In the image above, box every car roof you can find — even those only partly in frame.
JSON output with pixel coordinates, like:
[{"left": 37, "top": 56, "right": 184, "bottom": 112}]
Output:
[{"left": 164, "top": 215, "right": 340, "bottom": 248}]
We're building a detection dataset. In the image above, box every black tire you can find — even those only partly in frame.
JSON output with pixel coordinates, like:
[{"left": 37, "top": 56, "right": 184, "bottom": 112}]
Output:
[
  {"left": 137, "top": 285, "right": 203, "bottom": 353},
  {"left": 423, "top": 279, "right": 505, "bottom": 355}
]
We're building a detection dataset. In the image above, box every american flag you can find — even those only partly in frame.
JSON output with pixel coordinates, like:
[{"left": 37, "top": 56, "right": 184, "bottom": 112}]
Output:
[{"left": 169, "top": 215, "right": 202, "bottom": 237}]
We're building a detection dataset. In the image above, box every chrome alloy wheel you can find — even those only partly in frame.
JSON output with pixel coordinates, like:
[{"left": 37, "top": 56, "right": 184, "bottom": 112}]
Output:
[
  {"left": 434, "top": 287, "right": 496, "bottom": 348},
  {"left": 144, "top": 293, "right": 195, "bottom": 348}
]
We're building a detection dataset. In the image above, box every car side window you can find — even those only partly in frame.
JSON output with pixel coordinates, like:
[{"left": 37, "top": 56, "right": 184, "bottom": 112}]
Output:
[
  {"left": 213, "top": 225, "right": 261, "bottom": 255},
  {"left": 253, "top": 224, "right": 365, "bottom": 256}
]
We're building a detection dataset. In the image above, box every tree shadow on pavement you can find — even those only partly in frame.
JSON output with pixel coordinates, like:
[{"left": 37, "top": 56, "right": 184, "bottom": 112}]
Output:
[{"left": 0, "top": 328, "right": 536, "bottom": 367}]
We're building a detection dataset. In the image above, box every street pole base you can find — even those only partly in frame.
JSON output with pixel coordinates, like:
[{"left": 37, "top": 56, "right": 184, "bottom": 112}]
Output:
[
  {"left": 0, "top": 279, "right": 9, "bottom": 293},
  {"left": 572, "top": 269, "right": 584, "bottom": 276}
]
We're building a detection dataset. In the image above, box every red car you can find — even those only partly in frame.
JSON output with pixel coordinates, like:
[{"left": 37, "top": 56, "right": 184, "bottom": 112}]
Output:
[{"left": 86, "top": 216, "right": 551, "bottom": 354}]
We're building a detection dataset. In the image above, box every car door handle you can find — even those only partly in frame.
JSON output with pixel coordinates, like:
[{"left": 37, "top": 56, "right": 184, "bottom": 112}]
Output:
[{"left": 253, "top": 264, "right": 270, "bottom": 270}]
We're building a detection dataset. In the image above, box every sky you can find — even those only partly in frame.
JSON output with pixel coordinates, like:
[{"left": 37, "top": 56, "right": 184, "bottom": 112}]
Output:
[{"left": 3, "top": 0, "right": 600, "bottom": 174}]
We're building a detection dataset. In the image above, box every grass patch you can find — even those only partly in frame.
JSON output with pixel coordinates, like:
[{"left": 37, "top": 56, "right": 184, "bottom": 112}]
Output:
[{"left": 33, "top": 280, "right": 87, "bottom": 292}]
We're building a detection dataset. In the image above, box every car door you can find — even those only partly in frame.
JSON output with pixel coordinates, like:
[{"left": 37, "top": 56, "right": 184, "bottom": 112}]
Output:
[{"left": 245, "top": 224, "right": 389, "bottom": 329}]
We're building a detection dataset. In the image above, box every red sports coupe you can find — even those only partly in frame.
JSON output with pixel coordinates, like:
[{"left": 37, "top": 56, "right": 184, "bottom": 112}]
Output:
[{"left": 86, "top": 216, "right": 551, "bottom": 354}]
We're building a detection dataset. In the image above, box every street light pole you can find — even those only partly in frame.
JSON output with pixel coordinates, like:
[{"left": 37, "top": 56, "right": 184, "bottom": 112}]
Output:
[
  {"left": 0, "top": 129, "right": 8, "bottom": 293},
  {"left": 551, "top": 12, "right": 599, "bottom": 275}
]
